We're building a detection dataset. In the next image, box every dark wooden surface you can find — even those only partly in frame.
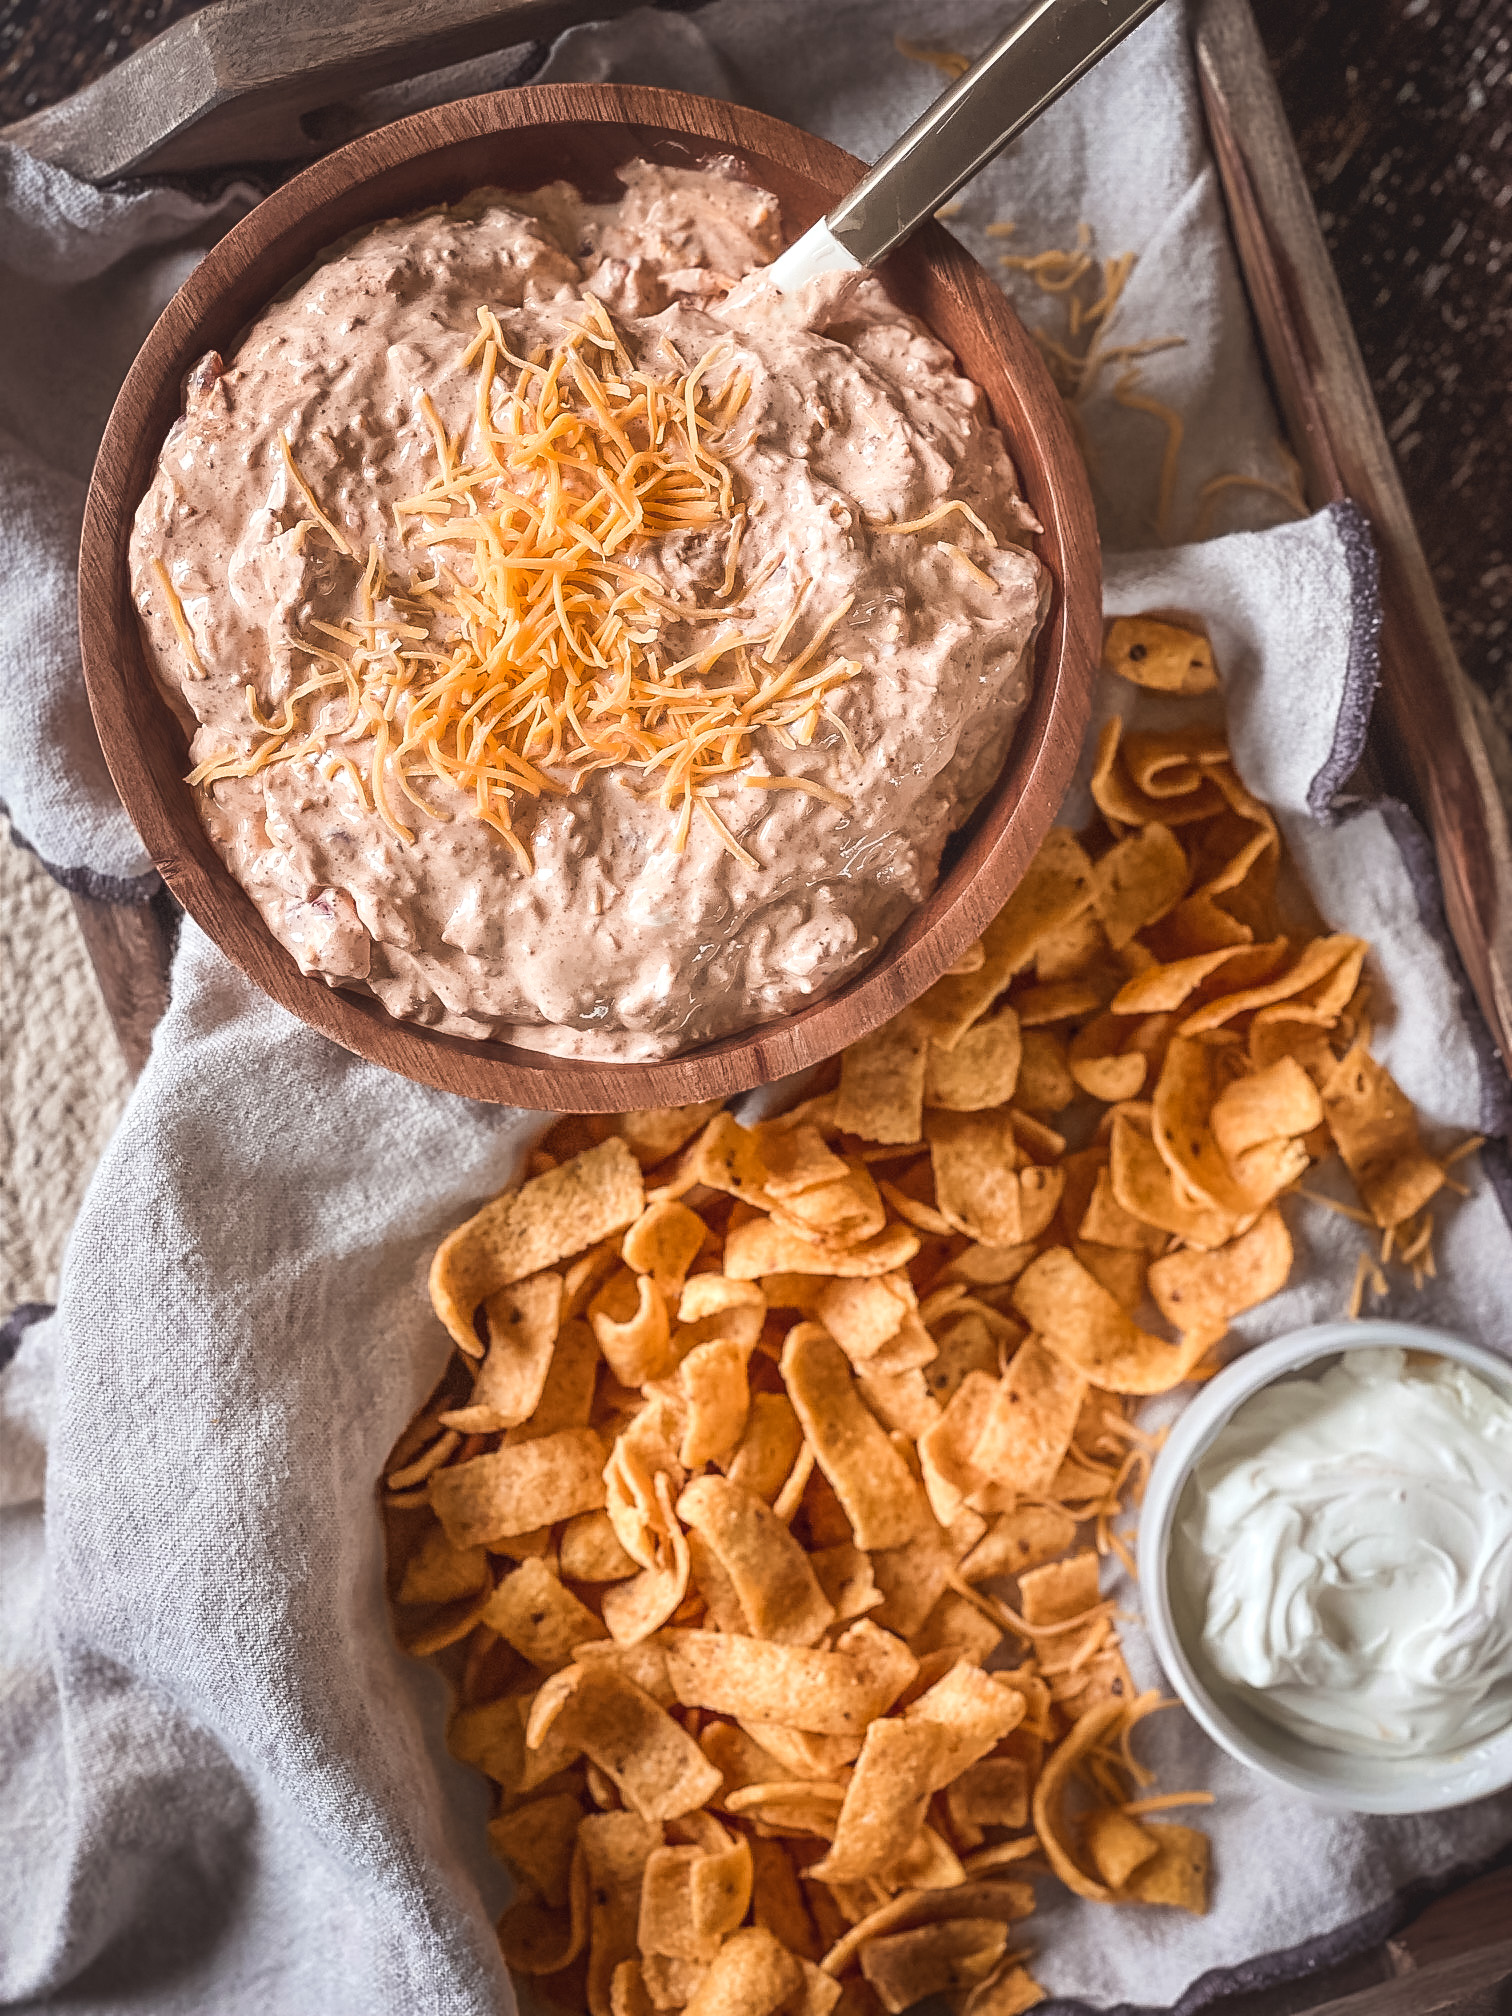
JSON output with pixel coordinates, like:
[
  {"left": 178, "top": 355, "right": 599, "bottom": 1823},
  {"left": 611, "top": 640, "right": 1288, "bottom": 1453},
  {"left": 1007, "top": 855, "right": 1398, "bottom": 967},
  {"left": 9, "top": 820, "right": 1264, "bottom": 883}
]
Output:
[
  {"left": 76, "top": 81, "right": 1100, "bottom": 1112},
  {"left": 1316, "top": 1943, "right": 1512, "bottom": 2016},
  {"left": 1389, "top": 1865, "right": 1512, "bottom": 1978}
]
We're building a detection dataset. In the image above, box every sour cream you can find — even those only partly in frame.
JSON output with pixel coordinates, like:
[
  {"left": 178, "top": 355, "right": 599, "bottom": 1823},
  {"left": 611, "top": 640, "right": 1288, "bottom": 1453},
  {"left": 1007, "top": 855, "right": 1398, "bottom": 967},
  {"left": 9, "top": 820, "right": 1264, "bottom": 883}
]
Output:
[{"left": 1175, "top": 1346, "right": 1512, "bottom": 1758}]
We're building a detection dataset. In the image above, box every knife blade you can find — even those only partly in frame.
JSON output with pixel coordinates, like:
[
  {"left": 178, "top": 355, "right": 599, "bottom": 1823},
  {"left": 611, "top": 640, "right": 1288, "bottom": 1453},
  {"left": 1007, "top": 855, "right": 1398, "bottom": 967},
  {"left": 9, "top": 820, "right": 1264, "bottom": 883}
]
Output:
[{"left": 769, "top": 0, "right": 1168, "bottom": 289}]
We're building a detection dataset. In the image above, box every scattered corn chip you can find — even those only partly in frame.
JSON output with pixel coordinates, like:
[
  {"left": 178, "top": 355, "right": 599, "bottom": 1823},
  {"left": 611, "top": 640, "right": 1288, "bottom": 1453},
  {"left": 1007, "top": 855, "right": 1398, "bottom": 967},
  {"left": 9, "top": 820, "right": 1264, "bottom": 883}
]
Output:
[
  {"left": 514, "top": 1315, "right": 601, "bottom": 1438},
  {"left": 606, "top": 1101, "right": 728, "bottom": 1168},
  {"left": 624, "top": 1200, "right": 708, "bottom": 1296},
  {"left": 430, "top": 1427, "right": 607, "bottom": 1548},
  {"left": 971, "top": 1339, "right": 1086, "bottom": 1498},
  {"left": 561, "top": 1509, "right": 640, "bottom": 1583},
  {"left": 602, "top": 1470, "right": 691, "bottom": 1645},
  {"left": 1321, "top": 1037, "right": 1445, "bottom": 1227},
  {"left": 964, "top": 1961, "right": 1048, "bottom": 2013},
  {"left": 1013, "top": 1249, "right": 1213, "bottom": 1393},
  {"left": 725, "top": 1218, "right": 920, "bottom": 1280},
  {"left": 1103, "top": 616, "right": 1219, "bottom": 693},
  {"left": 441, "top": 1271, "right": 562, "bottom": 1432},
  {"left": 483, "top": 1555, "right": 607, "bottom": 1670},
  {"left": 1083, "top": 1805, "right": 1159, "bottom": 1889},
  {"left": 1109, "top": 1108, "right": 1236, "bottom": 1249},
  {"left": 1178, "top": 932, "right": 1367, "bottom": 1035},
  {"left": 538, "top": 1660, "right": 722, "bottom": 1823},
  {"left": 683, "top": 1925, "right": 803, "bottom": 2015},
  {"left": 924, "top": 1008, "right": 1023, "bottom": 1111},
  {"left": 782, "top": 1324, "right": 932, "bottom": 1550},
  {"left": 498, "top": 1834, "right": 589, "bottom": 1975},
  {"left": 1148, "top": 1206, "right": 1292, "bottom": 1340},
  {"left": 591, "top": 1269, "right": 675, "bottom": 1386},
  {"left": 835, "top": 1012, "right": 929, "bottom": 1144},
  {"left": 490, "top": 1789, "right": 582, "bottom": 1908},
  {"left": 1117, "top": 1820, "right": 1210, "bottom": 1910},
  {"left": 678, "top": 1475, "right": 836, "bottom": 1645},
  {"left": 1152, "top": 1035, "right": 1258, "bottom": 1220},
  {"left": 1068, "top": 1011, "right": 1152, "bottom": 1102},
  {"left": 1014, "top": 1028, "right": 1077, "bottom": 1115},
  {"left": 861, "top": 1918, "right": 1009, "bottom": 2012},
  {"left": 1019, "top": 1550, "right": 1100, "bottom": 1625},
  {"left": 582, "top": 1812, "right": 661, "bottom": 2014},
  {"left": 431, "top": 1139, "right": 643, "bottom": 1355},
  {"left": 1092, "top": 717, "right": 1225, "bottom": 827},
  {"left": 811, "top": 1716, "right": 947, "bottom": 1882},
  {"left": 1093, "top": 821, "right": 1191, "bottom": 947},
  {"left": 927, "top": 1110, "right": 1025, "bottom": 1245},
  {"left": 727, "top": 1392, "right": 805, "bottom": 1504},
  {"left": 662, "top": 1622, "right": 917, "bottom": 1736},
  {"left": 395, "top": 1526, "right": 489, "bottom": 1607},
  {"left": 638, "top": 1832, "right": 753, "bottom": 1962},
  {"left": 678, "top": 1338, "right": 751, "bottom": 1468},
  {"left": 947, "top": 1757, "right": 1030, "bottom": 1845},
  {"left": 959, "top": 1504, "right": 1079, "bottom": 1583}
]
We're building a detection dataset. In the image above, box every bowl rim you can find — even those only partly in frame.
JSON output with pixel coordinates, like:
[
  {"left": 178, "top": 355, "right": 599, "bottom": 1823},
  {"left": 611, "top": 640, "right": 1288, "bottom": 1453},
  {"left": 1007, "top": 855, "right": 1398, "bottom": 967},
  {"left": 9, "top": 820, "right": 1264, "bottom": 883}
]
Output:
[
  {"left": 1137, "top": 1319, "right": 1512, "bottom": 1814},
  {"left": 79, "top": 79, "right": 1100, "bottom": 1111}
]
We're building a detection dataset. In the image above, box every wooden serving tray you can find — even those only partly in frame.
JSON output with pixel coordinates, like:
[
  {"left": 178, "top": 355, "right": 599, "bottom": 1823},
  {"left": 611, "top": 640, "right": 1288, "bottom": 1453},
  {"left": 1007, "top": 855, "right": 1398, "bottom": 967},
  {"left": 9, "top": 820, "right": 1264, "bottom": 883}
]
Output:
[{"left": 35, "top": 0, "right": 1512, "bottom": 2000}]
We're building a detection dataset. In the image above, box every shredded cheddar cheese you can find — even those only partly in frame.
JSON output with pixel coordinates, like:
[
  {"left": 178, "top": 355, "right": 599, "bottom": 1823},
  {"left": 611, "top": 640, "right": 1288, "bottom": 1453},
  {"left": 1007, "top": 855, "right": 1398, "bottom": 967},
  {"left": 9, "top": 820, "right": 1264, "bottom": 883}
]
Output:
[
  {"left": 279, "top": 434, "right": 353, "bottom": 556},
  {"left": 1191, "top": 465, "right": 1310, "bottom": 539},
  {"left": 742, "top": 774, "right": 849, "bottom": 808},
  {"left": 987, "top": 214, "right": 1307, "bottom": 543},
  {"left": 150, "top": 558, "right": 207, "bottom": 679},
  {"left": 180, "top": 296, "right": 879, "bottom": 870},
  {"left": 1112, "top": 366, "right": 1185, "bottom": 543},
  {"left": 870, "top": 498, "right": 998, "bottom": 544},
  {"left": 940, "top": 539, "right": 999, "bottom": 591}
]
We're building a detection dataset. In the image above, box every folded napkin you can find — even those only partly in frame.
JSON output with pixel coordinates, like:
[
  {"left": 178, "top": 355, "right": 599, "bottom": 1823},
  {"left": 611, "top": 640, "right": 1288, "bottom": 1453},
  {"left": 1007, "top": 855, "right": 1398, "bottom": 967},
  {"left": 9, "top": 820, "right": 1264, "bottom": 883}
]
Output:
[{"left": 2, "top": 4, "right": 1510, "bottom": 2012}]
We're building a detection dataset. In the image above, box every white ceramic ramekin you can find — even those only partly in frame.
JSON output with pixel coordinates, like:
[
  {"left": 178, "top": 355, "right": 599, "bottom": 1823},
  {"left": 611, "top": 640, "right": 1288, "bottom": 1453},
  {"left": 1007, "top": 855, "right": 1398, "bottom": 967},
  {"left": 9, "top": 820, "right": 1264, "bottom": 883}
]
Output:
[{"left": 1137, "top": 1319, "right": 1512, "bottom": 1815}]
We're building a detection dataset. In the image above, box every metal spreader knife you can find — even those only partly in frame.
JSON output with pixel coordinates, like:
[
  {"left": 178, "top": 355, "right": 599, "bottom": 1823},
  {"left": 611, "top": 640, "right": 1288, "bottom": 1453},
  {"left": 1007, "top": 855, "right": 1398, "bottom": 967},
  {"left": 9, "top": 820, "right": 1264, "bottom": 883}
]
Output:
[{"left": 768, "top": 0, "right": 1169, "bottom": 290}]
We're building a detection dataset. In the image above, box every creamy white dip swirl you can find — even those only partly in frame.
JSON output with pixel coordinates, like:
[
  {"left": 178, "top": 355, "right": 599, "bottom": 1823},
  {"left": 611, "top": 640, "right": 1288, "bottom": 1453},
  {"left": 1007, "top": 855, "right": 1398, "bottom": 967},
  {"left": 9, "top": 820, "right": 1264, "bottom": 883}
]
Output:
[{"left": 1176, "top": 1346, "right": 1512, "bottom": 1758}]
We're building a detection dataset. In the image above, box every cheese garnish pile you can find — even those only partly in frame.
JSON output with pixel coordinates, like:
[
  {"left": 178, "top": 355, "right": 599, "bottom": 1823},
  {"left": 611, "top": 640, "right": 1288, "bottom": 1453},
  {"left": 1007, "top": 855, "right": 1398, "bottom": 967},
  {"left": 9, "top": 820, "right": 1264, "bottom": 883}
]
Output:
[{"left": 183, "top": 297, "right": 875, "bottom": 873}]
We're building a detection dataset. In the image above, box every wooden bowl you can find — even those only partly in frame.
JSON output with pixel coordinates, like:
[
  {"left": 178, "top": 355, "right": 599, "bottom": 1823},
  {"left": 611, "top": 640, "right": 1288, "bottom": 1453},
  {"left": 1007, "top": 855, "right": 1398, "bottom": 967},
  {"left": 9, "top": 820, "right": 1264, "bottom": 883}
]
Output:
[{"left": 80, "top": 82, "right": 1100, "bottom": 1112}]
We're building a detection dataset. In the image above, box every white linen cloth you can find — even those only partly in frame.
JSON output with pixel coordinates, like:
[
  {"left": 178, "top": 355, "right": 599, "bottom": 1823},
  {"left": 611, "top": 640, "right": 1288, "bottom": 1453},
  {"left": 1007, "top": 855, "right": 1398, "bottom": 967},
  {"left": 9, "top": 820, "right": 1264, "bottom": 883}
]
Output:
[{"left": 2, "top": 3, "right": 1510, "bottom": 2011}]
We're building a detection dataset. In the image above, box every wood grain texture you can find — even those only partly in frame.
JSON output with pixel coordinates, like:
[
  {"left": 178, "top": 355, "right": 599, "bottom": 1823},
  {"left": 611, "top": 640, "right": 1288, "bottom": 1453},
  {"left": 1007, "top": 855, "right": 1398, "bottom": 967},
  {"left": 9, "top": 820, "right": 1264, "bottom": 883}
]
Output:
[
  {"left": 0, "top": 0, "right": 637, "bottom": 179},
  {"left": 1390, "top": 1866, "right": 1512, "bottom": 1978},
  {"left": 1293, "top": 1939, "right": 1512, "bottom": 2016},
  {"left": 67, "top": 890, "right": 174, "bottom": 1078},
  {"left": 78, "top": 81, "right": 1100, "bottom": 1113},
  {"left": 1195, "top": 0, "right": 1512, "bottom": 1082}
]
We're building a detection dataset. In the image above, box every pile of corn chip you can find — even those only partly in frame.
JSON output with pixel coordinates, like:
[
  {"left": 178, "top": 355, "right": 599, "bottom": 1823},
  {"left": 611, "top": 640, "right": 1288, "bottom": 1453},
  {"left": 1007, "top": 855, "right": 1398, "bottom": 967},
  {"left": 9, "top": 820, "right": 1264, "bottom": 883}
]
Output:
[{"left": 383, "top": 619, "right": 1464, "bottom": 2016}]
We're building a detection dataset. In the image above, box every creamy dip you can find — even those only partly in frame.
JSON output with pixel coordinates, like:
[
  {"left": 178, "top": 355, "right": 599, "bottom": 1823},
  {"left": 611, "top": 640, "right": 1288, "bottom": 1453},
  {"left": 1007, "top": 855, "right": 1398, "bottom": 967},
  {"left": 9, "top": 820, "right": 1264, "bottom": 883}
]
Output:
[
  {"left": 1176, "top": 1346, "right": 1512, "bottom": 1757},
  {"left": 130, "top": 161, "right": 1045, "bottom": 1058}
]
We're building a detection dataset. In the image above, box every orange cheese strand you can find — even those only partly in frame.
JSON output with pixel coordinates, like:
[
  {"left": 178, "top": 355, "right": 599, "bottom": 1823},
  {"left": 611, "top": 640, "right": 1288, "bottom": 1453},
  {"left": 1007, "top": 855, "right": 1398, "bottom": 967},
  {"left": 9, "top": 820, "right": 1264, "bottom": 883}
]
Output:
[{"left": 188, "top": 297, "right": 863, "bottom": 868}]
